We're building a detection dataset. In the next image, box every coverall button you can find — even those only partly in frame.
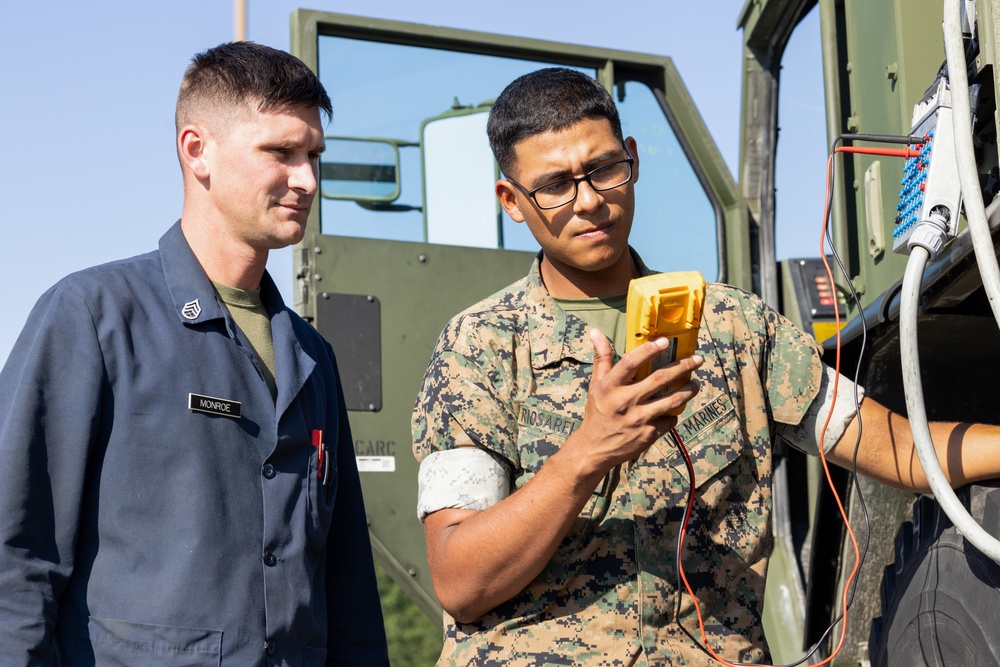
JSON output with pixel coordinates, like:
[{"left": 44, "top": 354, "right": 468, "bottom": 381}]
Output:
[
  {"left": 265, "top": 639, "right": 276, "bottom": 656},
  {"left": 262, "top": 463, "right": 276, "bottom": 479},
  {"left": 263, "top": 551, "right": 277, "bottom": 567}
]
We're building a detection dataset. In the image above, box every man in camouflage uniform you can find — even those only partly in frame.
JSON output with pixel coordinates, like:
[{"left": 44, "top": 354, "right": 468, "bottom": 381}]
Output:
[{"left": 411, "top": 68, "right": 1000, "bottom": 666}]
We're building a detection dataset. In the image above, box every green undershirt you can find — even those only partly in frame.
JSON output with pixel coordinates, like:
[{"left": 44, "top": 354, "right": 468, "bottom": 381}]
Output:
[
  {"left": 551, "top": 293, "right": 629, "bottom": 352},
  {"left": 212, "top": 282, "right": 278, "bottom": 400}
]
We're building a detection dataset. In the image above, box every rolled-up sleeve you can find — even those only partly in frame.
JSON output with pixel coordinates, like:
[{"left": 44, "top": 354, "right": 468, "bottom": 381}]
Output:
[
  {"left": 411, "top": 320, "right": 520, "bottom": 468},
  {"left": 416, "top": 447, "right": 511, "bottom": 521},
  {"left": 776, "top": 364, "right": 866, "bottom": 456}
]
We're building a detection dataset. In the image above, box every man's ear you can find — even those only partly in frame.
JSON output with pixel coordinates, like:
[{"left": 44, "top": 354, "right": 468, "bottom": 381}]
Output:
[
  {"left": 625, "top": 136, "right": 639, "bottom": 185},
  {"left": 178, "top": 125, "right": 211, "bottom": 180},
  {"left": 496, "top": 180, "right": 526, "bottom": 223}
]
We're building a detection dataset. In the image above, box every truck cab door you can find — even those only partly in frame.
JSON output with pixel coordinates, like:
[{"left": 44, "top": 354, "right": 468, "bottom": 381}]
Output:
[{"left": 289, "top": 9, "right": 745, "bottom": 621}]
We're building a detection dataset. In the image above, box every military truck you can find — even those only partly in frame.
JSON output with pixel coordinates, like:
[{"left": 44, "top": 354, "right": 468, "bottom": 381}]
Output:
[{"left": 289, "top": 1, "right": 1000, "bottom": 663}]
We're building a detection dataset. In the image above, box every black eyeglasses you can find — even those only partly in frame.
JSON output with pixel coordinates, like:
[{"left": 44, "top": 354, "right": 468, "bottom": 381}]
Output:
[{"left": 506, "top": 153, "right": 634, "bottom": 210}]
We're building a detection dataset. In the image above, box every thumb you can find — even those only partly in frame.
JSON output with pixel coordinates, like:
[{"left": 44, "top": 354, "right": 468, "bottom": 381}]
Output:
[{"left": 589, "top": 328, "right": 613, "bottom": 387}]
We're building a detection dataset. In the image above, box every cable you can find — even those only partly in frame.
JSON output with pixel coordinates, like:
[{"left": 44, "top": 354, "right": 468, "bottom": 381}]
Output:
[
  {"left": 821, "top": 142, "right": 872, "bottom": 618},
  {"left": 671, "top": 132, "right": 908, "bottom": 665},
  {"left": 888, "top": 0, "right": 1000, "bottom": 566},
  {"left": 839, "top": 133, "right": 924, "bottom": 145}
]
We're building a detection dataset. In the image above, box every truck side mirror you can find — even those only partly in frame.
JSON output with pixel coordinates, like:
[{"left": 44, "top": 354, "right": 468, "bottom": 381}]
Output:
[
  {"left": 321, "top": 137, "right": 402, "bottom": 203},
  {"left": 421, "top": 104, "right": 500, "bottom": 248}
]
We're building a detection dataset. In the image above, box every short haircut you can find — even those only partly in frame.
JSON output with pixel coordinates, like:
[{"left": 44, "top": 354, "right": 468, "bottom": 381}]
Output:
[
  {"left": 487, "top": 67, "right": 624, "bottom": 177},
  {"left": 175, "top": 41, "right": 332, "bottom": 133}
]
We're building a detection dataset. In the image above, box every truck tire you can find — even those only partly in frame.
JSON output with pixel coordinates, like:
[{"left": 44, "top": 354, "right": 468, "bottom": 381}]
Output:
[{"left": 868, "top": 484, "right": 1000, "bottom": 667}]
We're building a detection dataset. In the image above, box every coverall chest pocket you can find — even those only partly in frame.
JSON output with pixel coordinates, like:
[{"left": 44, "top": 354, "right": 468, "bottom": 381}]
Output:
[{"left": 306, "top": 442, "right": 339, "bottom": 550}]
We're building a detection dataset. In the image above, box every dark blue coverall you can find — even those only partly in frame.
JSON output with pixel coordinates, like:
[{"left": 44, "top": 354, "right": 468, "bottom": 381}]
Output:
[{"left": 0, "top": 222, "right": 389, "bottom": 666}]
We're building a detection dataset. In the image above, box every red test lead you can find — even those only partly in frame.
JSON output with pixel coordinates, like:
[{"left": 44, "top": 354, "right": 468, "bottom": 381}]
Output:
[{"left": 834, "top": 145, "right": 923, "bottom": 158}]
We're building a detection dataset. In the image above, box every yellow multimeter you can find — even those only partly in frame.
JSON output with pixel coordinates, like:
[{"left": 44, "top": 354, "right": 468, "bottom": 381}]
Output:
[{"left": 625, "top": 271, "right": 705, "bottom": 415}]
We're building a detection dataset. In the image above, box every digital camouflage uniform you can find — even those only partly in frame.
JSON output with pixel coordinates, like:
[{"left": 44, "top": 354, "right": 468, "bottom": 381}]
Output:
[{"left": 412, "top": 253, "right": 823, "bottom": 666}]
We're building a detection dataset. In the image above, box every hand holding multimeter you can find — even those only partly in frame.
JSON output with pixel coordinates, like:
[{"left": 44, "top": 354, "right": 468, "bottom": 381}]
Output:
[
  {"left": 625, "top": 271, "right": 705, "bottom": 416},
  {"left": 572, "top": 271, "right": 704, "bottom": 470}
]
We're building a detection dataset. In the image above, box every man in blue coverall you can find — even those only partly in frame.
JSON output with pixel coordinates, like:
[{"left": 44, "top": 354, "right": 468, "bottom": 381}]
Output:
[{"left": 0, "top": 42, "right": 389, "bottom": 666}]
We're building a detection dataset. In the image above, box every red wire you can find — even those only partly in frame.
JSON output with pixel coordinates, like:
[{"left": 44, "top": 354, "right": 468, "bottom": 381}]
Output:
[
  {"left": 835, "top": 145, "right": 923, "bottom": 158},
  {"left": 673, "top": 152, "right": 862, "bottom": 666}
]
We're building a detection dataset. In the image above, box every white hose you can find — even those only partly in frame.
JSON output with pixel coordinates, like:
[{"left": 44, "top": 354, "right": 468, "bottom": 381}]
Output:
[
  {"left": 901, "top": 246, "right": 1000, "bottom": 560},
  {"left": 944, "top": 0, "right": 1000, "bottom": 325},
  {"left": 896, "top": 0, "right": 1000, "bottom": 562}
]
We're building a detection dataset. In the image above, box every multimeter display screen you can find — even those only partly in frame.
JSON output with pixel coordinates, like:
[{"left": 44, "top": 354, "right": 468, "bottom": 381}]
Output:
[{"left": 650, "top": 339, "right": 679, "bottom": 370}]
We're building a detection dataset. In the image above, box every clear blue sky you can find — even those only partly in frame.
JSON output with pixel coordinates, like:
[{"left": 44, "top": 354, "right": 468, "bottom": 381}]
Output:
[{"left": 0, "top": 1, "right": 824, "bottom": 364}]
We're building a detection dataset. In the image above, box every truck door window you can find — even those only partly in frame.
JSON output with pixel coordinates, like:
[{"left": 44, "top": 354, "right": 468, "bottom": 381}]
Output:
[
  {"left": 315, "top": 33, "right": 720, "bottom": 278},
  {"left": 316, "top": 35, "right": 593, "bottom": 248},
  {"left": 774, "top": 7, "right": 825, "bottom": 263},
  {"left": 616, "top": 79, "right": 717, "bottom": 278}
]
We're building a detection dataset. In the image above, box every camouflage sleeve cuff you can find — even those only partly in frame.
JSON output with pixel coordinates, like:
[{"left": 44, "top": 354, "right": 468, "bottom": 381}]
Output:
[
  {"left": 416, "top": 447, "right": 511, "bottom": 522},
  {"left": 776, "top": 364, "right": 865, "bottom": 456}
]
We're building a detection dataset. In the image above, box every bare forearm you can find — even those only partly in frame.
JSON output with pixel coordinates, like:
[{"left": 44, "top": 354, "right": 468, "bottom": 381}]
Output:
[
  {"left": 829, "top": 399, "right": 1000, "bottom": 492},
  {"left": 425, "top": 444, "right": 605, "bottom": 622}
]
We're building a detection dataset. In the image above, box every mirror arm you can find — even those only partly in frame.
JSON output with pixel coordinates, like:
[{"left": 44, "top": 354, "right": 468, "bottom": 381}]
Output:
[{"left": 355, "top": 201, "right": 423, "bottom": 213}]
